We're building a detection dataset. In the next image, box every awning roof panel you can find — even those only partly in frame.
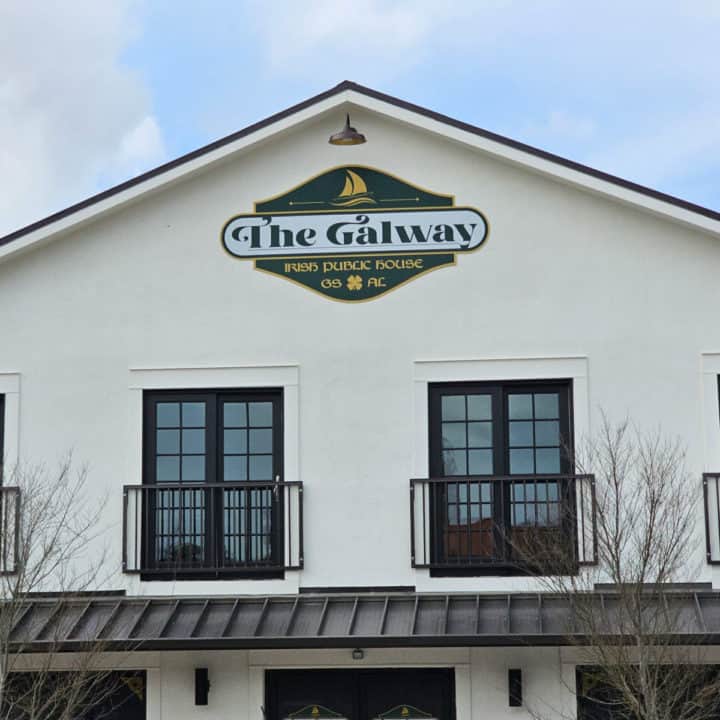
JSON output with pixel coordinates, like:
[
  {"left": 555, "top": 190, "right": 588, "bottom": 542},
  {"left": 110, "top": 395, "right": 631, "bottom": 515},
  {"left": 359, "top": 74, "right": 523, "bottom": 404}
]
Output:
[{"left": 9, "top": 591, "right": 720, "bottom": 652}]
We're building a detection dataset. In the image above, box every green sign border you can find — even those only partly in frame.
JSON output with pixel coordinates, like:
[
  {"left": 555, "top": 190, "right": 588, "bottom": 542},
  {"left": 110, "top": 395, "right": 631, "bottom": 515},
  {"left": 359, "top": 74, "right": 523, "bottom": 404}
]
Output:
[{"left": 221, "top": 165, "right": 489, "bottom": 302}]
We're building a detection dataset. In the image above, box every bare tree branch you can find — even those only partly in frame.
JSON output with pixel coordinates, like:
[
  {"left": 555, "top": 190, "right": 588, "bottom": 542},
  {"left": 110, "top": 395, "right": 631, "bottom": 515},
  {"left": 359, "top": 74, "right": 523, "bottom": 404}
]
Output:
[
  {"left": 0, "top": 458, "right": 137, "bottom": 720},
  {"left": 516, "top": 415, "right": 716, "bottom": 720}
]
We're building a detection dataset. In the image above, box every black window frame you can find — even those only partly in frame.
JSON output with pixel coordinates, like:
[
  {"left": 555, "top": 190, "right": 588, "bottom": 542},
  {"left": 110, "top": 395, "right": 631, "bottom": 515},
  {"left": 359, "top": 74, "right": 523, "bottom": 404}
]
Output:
[
  {"left": 142, "top": 387, "right": 284, "bottom": 580},
  {"left": 428, "top": 378, "right": 574, "bottom": 576}
]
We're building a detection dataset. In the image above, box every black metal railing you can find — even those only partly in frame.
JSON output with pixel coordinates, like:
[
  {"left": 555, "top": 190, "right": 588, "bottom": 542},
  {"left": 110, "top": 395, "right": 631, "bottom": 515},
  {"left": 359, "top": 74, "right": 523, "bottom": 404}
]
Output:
[
  {"left": 0, "top": 486, "right": 20, "bottom": 575},
  {"left": 703, "top": 473, "right": 720, "bottom": 564},
  {"left": 410, "top": 474, "right": 597, "bottom": 571},
  {"left": 123, "top": 480, "right": 303, "bottom": 576}
]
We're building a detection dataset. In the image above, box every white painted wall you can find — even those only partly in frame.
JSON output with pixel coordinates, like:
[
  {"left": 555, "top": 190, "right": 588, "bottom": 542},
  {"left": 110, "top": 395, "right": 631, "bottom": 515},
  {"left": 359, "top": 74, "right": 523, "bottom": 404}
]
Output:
[
  {"left": 1, "top": 104, "right": 719, "bottom": 596},
  {"left": 150, "top": 647, "right": 569, "bottom": 720},
  {"left": 15, "top": 647, "right": 574, "bottom": 720}
]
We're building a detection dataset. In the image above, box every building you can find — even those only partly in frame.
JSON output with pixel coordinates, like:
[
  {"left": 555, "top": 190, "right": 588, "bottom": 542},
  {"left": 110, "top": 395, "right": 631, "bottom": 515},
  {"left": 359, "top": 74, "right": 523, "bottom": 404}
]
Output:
[{"left": 1, "top": 80, "right": 720, "bottom": 719}]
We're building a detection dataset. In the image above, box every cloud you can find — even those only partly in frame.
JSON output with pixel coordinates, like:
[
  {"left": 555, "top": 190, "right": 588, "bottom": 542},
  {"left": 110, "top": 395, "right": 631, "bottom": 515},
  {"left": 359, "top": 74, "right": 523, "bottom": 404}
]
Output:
[
  {"left": 0, "top": 1, "right": 164, "bottom": 236},
  {"left": 249, "top": 0, "right": 481, "bottom": 80},
  {"left": 112, "top": 115, "right": 166, "bottom": 179}
]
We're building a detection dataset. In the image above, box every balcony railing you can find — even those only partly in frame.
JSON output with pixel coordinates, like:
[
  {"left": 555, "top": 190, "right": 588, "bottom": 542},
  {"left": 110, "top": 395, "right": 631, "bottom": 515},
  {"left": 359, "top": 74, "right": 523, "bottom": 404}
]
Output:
[
  {"left": 410, "top": 474, "right": 597, "bottom": 572},
  {"left": 703, "top": 473, "right": 720, "bottom": 564},
  {"left": 123, "top": 480, "right": 303, "bottom": 577},
  {"left": 0, "top": 486, "right": 20, "bottom": 575}
]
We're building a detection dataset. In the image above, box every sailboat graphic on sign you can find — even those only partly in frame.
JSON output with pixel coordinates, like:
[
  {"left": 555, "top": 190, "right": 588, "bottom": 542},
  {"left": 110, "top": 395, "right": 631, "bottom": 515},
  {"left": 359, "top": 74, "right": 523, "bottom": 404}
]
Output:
[{"left": 331, "top": 170, "right": 376, "bottom": 207}]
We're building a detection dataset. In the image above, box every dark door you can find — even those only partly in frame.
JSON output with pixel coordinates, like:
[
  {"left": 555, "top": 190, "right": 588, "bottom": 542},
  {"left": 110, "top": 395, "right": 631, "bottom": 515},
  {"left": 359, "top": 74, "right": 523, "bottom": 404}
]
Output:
[{"left": 266, "top": 669, "right": 455, "bottom": 720}]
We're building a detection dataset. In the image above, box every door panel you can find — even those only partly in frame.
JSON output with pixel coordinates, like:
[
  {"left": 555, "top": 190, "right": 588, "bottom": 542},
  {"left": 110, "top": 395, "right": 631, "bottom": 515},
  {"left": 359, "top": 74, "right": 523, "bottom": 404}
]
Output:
[
  {"left": 362, "top": 669, "right": 454, "bottom": 720},
  {"left": 268, "top": 670, "right": 356, "bottom": 720}
]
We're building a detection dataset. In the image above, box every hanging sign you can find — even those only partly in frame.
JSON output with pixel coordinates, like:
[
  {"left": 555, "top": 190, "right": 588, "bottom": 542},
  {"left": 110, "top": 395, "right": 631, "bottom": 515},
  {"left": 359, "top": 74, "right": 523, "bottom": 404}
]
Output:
[{"left": 222, "top": 166, "right": 488, "bottom": 301}]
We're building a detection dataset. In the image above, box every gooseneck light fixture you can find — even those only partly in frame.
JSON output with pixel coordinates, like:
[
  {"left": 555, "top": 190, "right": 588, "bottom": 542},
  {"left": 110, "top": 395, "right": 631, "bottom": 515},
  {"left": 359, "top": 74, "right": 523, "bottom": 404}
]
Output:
[{"left": 329, "top": 114, "right": 366, "bottom": 145}]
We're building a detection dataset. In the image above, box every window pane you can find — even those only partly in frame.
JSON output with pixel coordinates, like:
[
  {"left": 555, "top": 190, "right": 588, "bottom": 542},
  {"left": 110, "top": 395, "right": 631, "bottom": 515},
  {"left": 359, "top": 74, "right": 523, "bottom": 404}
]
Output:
[
  {"left": 249, "top": 454, "right": 273, "bottom": 480},
  {"left": 442, "top": 422, "right": 466, "bottom": 449},
  {"left": 157, "top": 456, "right": 179, "bottom": 482},
  {"left": 182, "top": 402, "right": 205, "bottom": 427},
  {"left": 458, "top": 482, "right": 468, "bottom": 502},
  {"left": 441, "top": 395, "right": 465, "bottom": 421},
  {"left": 536, "top": 448, "right": 560, "bottom": 474},
  {"left": 224, "top": 429, "right": 247, "bottom": 454},
  {"left": 157, "top": 403, "right": 180, "bottom": 428},
  {"left": 182, "top": 428, "right": 205, "bottom": 454},
  {"left": 457, "top": 504, "right": 468, "bottom": 524},
  {"left": 249, "top": 402, "right": 273, "bottom": 427},
  {"left": 509, "top": 421, "right": 533, "bottom": 446},
  {"left": 535, "top": 420, "right": 559, "bottom": 446},
  {"left": 443, "top": 450, "right": 467, "bottom": 475},
  {"left": 535, "top": 393, "right": 559, "bottom": 419},
  {"left": 224, "top": 456, "right": 247, "bottom": 481},
  {"left": 467, "top": 394, "right": 492, "bottom": 420},
  {"left": 468, "top": 449, "right": 493, "bottom": 474},
  {"left": 509, "top": 448, "right": 534, "bottom": 474},
  {"left": 182, "top": 455, "right": 205, "bottom": 482},
  {"left": 249, "top": 428, "right": 273, "bottom": 454},
  {"left": 468, "top": 422, "right": 492, "bottom": 448},
  {"left": 156, "top": 429, "right": 179, "bottom": 454},
  {"left": 224, "top": 402, "right": 247, "bottom": 428},
  {"left": 508, "top": 394, "right": 532, "bottom": 419}
]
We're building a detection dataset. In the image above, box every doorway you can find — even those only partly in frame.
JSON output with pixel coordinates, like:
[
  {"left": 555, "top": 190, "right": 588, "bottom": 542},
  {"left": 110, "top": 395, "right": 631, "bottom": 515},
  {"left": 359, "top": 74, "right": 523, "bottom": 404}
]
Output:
[{"left": 265, "top": 669, "right": 455, "bottom": 720}]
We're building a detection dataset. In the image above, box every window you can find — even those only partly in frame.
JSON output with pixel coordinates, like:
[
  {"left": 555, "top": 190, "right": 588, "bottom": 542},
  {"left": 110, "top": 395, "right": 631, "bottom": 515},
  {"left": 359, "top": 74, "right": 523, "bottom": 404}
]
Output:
[
  {"left": 142, "top": 389, "right": 283, "bottom": 578},
  {"left": 427, "top": 380, "right": 573, "bottom": 574}
]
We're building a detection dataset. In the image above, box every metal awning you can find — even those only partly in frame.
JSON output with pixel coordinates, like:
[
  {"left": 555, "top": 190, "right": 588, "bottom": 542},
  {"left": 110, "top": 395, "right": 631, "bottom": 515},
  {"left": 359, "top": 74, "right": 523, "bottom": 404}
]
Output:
[{"left": 8, "top": 591, "right": 720, "bottom": 652}]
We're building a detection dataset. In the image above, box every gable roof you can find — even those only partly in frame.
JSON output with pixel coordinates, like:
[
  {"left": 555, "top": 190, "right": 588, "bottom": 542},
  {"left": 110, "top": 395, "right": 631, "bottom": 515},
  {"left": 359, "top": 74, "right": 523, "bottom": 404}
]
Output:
[{"left": 1, "top": 80, "right": 719, "bottom": 262}]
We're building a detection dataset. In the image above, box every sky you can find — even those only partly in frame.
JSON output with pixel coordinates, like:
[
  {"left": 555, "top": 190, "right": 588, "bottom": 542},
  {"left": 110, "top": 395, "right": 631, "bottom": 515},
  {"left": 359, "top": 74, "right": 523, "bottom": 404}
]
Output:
[{"left": 1, "top": 0, "right": 719, "bottom": 237}]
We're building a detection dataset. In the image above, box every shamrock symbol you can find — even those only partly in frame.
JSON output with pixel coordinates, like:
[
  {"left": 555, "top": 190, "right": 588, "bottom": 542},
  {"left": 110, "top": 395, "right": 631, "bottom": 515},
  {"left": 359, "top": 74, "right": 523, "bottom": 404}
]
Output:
[{"left": 346, "top": 274, "right": 363, "bottom": 291}]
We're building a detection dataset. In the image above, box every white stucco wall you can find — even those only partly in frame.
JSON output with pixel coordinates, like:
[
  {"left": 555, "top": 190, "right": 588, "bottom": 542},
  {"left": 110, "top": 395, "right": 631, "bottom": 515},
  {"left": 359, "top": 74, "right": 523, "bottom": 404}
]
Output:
[
  {"left": 149, "top": 648, "right": 569, "bottom": 720},
  {"left": 15, "top": 647, "right": 574, "bottom": 720},
  {"left": 1, "top": 103, "right": 719, "bottom": 599}
]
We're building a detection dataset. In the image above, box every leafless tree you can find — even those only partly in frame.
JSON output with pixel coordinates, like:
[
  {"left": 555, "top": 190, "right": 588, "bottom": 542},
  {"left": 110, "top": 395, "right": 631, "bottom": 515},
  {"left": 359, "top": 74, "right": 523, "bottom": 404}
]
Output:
[
  {"left": 0, "top": 457, "right": 136, "bottom": 719},
  {"left": 516, "top": 416, "right": 720, "bottom": 720}
]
